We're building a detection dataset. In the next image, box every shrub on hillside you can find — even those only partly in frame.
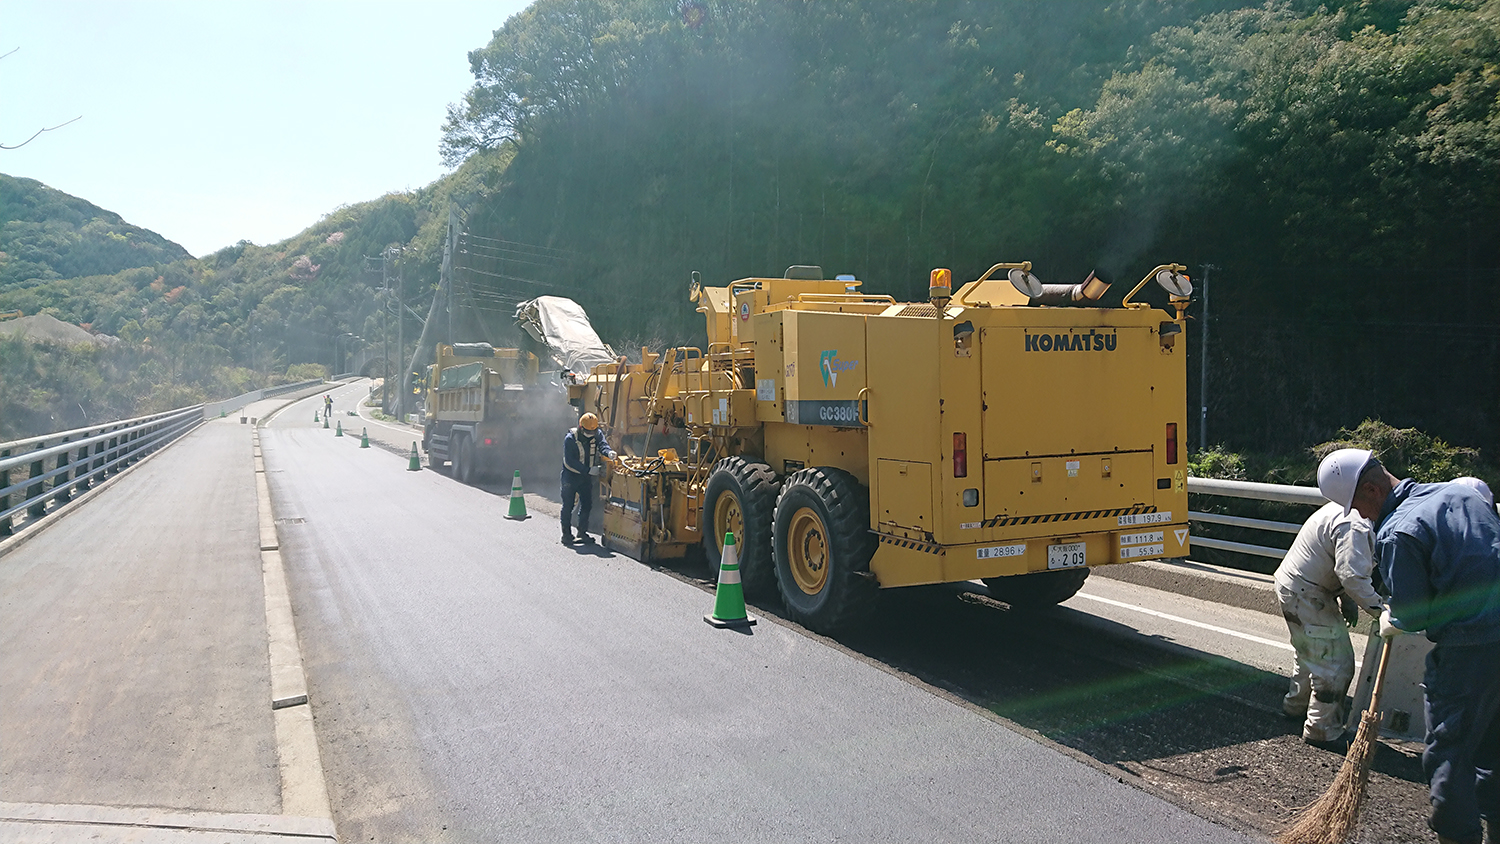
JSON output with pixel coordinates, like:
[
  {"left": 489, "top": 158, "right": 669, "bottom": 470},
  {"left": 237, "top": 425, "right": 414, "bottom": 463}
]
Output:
[{"left": 1314, "top": 419, "right": 1486, "bottom": 484}]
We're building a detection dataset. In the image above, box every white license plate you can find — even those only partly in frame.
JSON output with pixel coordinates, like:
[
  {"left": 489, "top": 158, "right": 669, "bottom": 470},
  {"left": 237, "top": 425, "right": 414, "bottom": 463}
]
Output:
[{"left": 1047, "top": 542, "right": 1086, "bottom": 570}]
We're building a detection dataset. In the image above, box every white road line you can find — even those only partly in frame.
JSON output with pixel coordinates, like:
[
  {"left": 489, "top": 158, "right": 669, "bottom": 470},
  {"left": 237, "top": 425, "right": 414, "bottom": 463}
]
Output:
[{"left": 1073, "top": 591, "right": 1296, "bottom": 652}]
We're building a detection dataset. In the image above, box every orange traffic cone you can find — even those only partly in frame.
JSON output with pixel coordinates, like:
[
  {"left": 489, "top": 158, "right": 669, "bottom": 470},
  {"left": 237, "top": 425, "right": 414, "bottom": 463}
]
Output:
[{"left": 704, "top": 531, "right": 756, "bottom": 629}]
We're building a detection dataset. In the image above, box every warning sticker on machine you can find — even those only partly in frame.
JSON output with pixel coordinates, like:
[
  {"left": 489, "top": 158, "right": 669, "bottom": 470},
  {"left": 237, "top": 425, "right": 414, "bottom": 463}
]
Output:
[
  {"left": 1118, "top": 511, "right": 1172, "bottom": 527},
  {"left": 960, "top": 522, "right": 982, "bottom": 530},
  {"left": 1119, "top": 530, "right": 1164, "bottom": 546},
  {"left": 1118, "top": 543, "right": 1165, "bottom": 560},
  {"left": 757, "top": 379, "right": 776, "bottom": 402},
  {"left": 976, "top": 542, "right": 1026, "bottom": 560}
]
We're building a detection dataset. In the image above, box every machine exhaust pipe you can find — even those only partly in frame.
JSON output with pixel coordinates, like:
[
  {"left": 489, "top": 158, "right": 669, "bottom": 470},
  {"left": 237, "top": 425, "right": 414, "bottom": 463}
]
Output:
[{"left": 1029, "top": 270, "right": 1112, "bottom": 307}]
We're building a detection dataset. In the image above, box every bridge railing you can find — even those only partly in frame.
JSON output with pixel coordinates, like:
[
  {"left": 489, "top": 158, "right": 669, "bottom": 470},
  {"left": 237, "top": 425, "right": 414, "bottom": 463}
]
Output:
[
  {"left": 202, "top": 378, "right": 325, "bottom": 420},
  {"left": 2, "top": 379, "right": 330, "bottom": 538},
  {"left": 1185, "top": 476, "right": 1326, "bottom": 562},
  {"left": 0, "top": 406, "right": 205, "bottom": 536}
]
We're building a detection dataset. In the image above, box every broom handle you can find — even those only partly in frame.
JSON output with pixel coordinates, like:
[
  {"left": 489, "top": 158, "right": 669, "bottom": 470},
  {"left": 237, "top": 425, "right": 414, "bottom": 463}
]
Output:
[{"left": 1365, "top": 633, "right": 1396, "bottom": 717}]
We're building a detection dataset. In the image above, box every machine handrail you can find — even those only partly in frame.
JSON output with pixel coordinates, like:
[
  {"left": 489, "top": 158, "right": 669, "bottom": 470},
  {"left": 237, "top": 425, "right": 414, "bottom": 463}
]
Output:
[{"left": 789, "top": 293, "right": 897, "bottom": 305}]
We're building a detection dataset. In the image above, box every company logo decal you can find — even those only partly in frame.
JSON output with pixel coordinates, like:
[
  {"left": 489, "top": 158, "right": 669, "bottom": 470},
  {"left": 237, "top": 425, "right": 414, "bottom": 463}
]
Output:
[
  {"left": 739, "top": 302, "right": 750, "bottom": 321},
  {"left": 819, "top": 350, "right": 859, "bottom": 387},
  {"left": 1025, "top": 330, "right": 1117, "bottom": 352}
]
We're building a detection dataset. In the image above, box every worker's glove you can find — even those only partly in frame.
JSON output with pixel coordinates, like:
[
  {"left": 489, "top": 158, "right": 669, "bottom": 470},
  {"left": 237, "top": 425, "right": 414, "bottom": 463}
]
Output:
[
  {"left": 589, "top": 465, "right": 603, "bottom": 477},
  {"left": 1339, "top": 595, "right": 1359, "bottom": 628},
  {"left": 1378, "top": 608, "right": 1405, "bottom": 638}
]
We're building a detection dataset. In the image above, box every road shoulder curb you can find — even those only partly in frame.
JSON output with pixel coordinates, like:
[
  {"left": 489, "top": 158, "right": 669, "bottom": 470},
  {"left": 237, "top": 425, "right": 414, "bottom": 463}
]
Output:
[
  {"left": 252, "top": 426, "right": 334, "bottom": 825},
  {"left": 1092, "top": 557, "right": 1278, "bottom": 616}
]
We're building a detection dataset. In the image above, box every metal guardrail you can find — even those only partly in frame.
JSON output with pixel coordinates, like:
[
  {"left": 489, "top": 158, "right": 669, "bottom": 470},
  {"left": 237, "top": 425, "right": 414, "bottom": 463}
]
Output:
[
  {"left": 0, "top": 406, "right": 205, "bottom": 536},
  {"left": 1, "top": 378, "right": 327, "bottom": 538},
  {"left": 202, "top": 378, "right": 326, "bottom": 420},
  {"left": 1186, "top": 476, "right": 1326, "bottom": 560}
]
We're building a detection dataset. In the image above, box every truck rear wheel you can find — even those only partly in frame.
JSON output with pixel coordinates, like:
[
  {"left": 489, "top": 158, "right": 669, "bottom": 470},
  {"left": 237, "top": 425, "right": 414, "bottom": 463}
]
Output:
[
  {"left": 703, "top": 457, "right": 778, "bottom": 599},
  {"left": 453, "top": 434, "right": 474, "bottom": 485},
  {"left": 425, "top": 435, "right": 445, "bottom": 472},
  {"left": 773, "top": 467, "right": 878, "bottom": 634},
  {"left": 982, "top": 568, "right": 1089, "bottom": 608}
]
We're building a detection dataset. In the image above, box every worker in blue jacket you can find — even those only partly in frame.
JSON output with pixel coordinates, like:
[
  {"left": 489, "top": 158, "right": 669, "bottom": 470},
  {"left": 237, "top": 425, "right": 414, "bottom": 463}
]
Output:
[
  {"left": 560, "top": 412, "right": 615, "bottom": 545},
  {"left": 1319, "top": 448, "right": 1500, "bottom": 844}
]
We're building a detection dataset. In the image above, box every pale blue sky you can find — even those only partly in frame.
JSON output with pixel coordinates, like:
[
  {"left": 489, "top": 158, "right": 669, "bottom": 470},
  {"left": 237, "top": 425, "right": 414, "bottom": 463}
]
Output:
[{"left": 1, "top": 0, "right": 531, "bottom": 257}]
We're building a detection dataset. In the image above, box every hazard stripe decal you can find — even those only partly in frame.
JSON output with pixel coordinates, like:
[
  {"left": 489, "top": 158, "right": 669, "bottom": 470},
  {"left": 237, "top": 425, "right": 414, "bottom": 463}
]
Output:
[
  {"left": 982, "top": 505, "right": 1157, "bottom": 529},
  {"left": 874, "top": 533, "right": 942, "bottom": 555}
]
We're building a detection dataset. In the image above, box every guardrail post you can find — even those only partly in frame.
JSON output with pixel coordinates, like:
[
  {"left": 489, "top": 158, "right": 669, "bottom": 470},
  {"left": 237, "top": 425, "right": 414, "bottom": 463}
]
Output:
[
  {"left": 107, "top": 433, "right": 119, "bottom": 474},
  {"left": 1, "top": 447, "right": 10, "bottom": 535},
  {"left": 54, "top": 437, "right": 72, "bottom": 503},
  {"left": 74, "top": 441, "right": 91, "bottom": 492},
  {"left": 92, "top": 439, "right": 104, "bottom": 482},
  {"left": 27, "top": 445, "right": 46, "bottom": 517}
]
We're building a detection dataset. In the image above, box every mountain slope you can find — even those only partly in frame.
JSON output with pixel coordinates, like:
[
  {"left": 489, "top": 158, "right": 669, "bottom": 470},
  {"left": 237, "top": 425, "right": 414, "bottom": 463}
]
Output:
[{"left": 0, "top": 173, "right": 193, "bottom": 288}]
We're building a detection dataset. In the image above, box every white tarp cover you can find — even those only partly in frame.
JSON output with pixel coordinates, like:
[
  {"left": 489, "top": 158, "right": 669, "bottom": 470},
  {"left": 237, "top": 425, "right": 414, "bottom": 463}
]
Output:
[{"left": 514, "top": 296, "right": 616, "bottom": 376}]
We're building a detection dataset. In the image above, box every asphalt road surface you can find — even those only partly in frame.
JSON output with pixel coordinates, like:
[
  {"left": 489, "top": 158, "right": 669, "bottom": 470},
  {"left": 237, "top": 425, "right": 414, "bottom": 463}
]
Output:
[
  {"left": 274, "top": 385, "right": 1433, "bottom": 842},
  {"left": 265, "top": 390, "right": 1255, "bottom": 843}
]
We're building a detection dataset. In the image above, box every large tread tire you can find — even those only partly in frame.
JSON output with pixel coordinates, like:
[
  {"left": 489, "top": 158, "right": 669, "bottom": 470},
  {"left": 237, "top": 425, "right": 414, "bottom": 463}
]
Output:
[
  {"left": 773, "top": 467, "right": 879, "bottom": 635},
  {"left": 454, "top": 435, "right": 474, "bottom": 485},
  {"left": 703, "top": 457, "right": 780, "bottom": 599},
  {"left": 425, "top": 434, "right": 445, "bottom": 472},
  {"left": 982, "top": 568, "right": 1089, "bottom": 608}
]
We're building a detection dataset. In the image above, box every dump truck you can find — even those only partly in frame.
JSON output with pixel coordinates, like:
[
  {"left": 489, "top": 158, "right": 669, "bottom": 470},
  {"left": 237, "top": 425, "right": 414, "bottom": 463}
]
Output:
[
  {"left": 422, "top": 296, "right": 615, "bottom": 485},
  {"left": 421, "top": 343, "right": 541, "bottom": 484},
  {"left": 569, "top": 262, "right": 1193, "bottom": 634}
]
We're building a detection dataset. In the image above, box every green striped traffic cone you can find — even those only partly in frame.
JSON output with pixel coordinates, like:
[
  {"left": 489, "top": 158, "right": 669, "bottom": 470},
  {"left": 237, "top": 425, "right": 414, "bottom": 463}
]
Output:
[
  {"left": 705, "top": 532, "right": 756, "bottom": 628},
  {"left": 335, "top": 420, "right": 343, "bottom": 437},
  {"left": 360, "top": 427, "right": 370, "bottom": 448},
  {"left": 505, "top": 470, "right": 529, "bottom": 519},
  {"left": 314, "top": 411, "right": 320, "bottom": 422},
  {"left": 323, "top": 415, "right": 329, "bottom": 429},
  {"left": 408, "top": 442, "right": 421, "bottom": 471}
]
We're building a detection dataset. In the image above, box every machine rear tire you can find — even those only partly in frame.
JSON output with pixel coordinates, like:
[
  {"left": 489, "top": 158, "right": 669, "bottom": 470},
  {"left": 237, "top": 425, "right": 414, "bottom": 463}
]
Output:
[
  {"left": 773, "top": 467, "right": 878, "bottom": 635},
  {"left": 703, "top": 457, "right": 779, "bottom": 599},
  {"left": 982, "top": 568, "right": 1089, "bottom": 608}
]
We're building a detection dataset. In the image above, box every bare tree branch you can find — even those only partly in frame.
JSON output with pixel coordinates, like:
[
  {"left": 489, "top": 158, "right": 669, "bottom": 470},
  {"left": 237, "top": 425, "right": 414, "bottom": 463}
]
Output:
[
  {"left": 1, "top": 115, "right": 82, "bottom": 150},
  {"left": 0, "top": 47, "right": 81, "bottom": 149}
]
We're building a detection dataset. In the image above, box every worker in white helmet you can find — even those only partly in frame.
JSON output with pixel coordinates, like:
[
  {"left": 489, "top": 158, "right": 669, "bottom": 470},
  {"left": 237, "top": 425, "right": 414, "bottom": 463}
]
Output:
[
  {"left": 1275, "top": 447, "right": 1385, "bottom": 748},
  {"left": 560, "top": 412, "right": 615, "bottom": 545},
  {"left": 1319, "top": 448, "right": 1500, "bottom": 844}
]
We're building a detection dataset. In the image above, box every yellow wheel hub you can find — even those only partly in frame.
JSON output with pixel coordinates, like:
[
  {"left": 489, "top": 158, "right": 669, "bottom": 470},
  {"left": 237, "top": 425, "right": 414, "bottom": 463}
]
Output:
[
  {"left": 787, "top": 507, "right": 829, "bottom": 595},
  {"left": 713, "top": 491, "right": 744, "bottom": 552}
]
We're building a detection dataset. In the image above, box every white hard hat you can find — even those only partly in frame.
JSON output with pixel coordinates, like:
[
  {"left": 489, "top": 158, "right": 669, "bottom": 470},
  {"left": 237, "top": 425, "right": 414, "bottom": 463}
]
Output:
[
  {"left": 1317, "top": 448, "right": 1373, "bottom": 515},
  {"left": 1452, "top": 476, "right": 1495, "bottom": 508}
]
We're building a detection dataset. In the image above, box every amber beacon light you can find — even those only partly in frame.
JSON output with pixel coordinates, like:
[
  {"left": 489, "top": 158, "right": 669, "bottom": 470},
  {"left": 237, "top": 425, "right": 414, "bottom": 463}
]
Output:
[{"left": 929, "top": 267, "right": 952, "bottom": 307}]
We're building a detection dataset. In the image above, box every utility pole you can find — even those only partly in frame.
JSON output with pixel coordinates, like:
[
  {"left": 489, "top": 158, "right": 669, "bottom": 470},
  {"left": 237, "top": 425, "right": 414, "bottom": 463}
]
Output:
[
  {"left": 394, "top": 249, "right": 405, "bottom": 421},
  {"left": 1199, "top": 264, "right": 1216, "bottom": 454},
  {"left": 381, "top": 249, "right": 391, "bottom": 412},
  {"left": 447, "top": 206, "right": 457, "bottom": 344}
]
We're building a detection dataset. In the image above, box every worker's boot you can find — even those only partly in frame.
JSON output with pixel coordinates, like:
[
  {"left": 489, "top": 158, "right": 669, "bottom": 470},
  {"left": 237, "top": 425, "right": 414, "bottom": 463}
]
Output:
[
  {"left": 578, "top": 532, "right": 595, "bottom": 545},
  {"left": 561, "top": 531, "right": 575, "bottom": 546}
]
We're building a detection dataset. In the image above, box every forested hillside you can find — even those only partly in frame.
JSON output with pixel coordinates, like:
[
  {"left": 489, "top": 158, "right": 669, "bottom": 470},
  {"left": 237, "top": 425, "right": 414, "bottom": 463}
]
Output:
[
  {"left": 0, "top": 174, "right": 191, "bottom": 286},
  {"left": 1, "top": 0, "right": 1495, "bottom": 459},
  {"left": 442, "top": 0, "right": 1500, "bottom": 455}
]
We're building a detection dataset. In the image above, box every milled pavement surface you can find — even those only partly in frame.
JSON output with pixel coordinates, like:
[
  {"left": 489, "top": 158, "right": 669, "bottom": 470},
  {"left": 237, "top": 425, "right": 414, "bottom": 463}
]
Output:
[{"left": 0, "top": 387, "right": 336, "bottom": 842}]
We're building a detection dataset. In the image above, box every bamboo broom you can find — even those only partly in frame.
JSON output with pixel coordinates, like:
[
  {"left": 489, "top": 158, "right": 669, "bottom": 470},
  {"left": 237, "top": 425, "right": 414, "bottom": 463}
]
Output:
[{"left": 1278, "top": 632, "right": 1396, "bottom": 844}]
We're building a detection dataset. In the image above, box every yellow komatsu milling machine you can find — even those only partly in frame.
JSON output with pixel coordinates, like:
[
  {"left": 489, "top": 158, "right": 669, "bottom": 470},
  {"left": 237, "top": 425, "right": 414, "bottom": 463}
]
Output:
[{"left": 570, "top": 262, "right": 1192, "bottom": 634}]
